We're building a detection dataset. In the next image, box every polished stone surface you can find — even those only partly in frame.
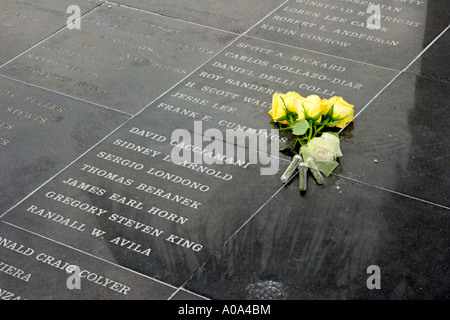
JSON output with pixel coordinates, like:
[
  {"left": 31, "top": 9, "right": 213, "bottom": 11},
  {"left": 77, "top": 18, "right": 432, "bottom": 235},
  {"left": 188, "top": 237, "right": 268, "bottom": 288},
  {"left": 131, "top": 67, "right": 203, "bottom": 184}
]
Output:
[
  {"left": 0, "top": 76, "right": 129, "bottom": 213},
  {"left": 109, "top": 0, "right": 285, "bottom": 33},
  {"left": 0, "top": 4, "right": 238, "bottom": 114},
  {"left": 0, "top": 0, "right": 103, "bottom": 65},
  {"left": 336, "top": 72, "right": 450, "bottom": 208},
  {"left": 183, "top": 175, "right": 450, "bottom": 299},
  {"left": 247, "top": 0, "right": 450, "bottom": 70}
]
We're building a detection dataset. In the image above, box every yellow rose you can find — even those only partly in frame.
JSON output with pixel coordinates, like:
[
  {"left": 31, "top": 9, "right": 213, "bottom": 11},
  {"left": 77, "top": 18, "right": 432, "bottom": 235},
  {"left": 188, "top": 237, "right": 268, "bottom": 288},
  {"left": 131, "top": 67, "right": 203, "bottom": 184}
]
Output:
[
  {"left": 295, "top": 95, "right": 322, "bottom": 122},
  {"left": 320, "top": 96, "right": 354, "bottom": 128},
  {"left": 269, "top": 91, "right": 302, "bottom": 124}
]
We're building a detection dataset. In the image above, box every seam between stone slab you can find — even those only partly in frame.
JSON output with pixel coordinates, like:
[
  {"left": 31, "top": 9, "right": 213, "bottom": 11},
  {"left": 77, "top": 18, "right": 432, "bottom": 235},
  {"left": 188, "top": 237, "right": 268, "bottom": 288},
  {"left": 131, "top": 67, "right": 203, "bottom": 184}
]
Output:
[
  {"left": 0, "top": 2, "right": 105, "bottom": 70},
  {"left": 0, "top": 220, "right": 179, "bottom": 293}
]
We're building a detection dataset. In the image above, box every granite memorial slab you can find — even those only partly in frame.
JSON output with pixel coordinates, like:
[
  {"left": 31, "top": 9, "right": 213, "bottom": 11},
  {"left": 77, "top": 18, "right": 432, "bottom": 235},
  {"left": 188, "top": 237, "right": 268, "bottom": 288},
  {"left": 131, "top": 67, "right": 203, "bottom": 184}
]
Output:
[
  {"left": 183, "top": 175, "right": 450, "bottom": 299},
  {"left": 137, "top": 35, "right": 399, "bottom": 157},
  {"left": 1, "top": 117, "right": 289, "bottom": 288},
  {"left": 0, "top": 222, "right": 177, "bottom": 299},
  {"left": 0, "top": 4, "right": 238, "bottom": 115},
  {"left": 246, "top": 0, "right": 450, "bottom": 71},
  {"left": 0, "top": 0, "right": 103, "bottom": 65},
  {"left": 335, "top": 72, "right": 450, "bottom": 208},
  {"left": 0, "top": 76, "right": 129, "bottom": 214},
  {"left": 109, "top": 0, "right": 286, "bottom": 34}
]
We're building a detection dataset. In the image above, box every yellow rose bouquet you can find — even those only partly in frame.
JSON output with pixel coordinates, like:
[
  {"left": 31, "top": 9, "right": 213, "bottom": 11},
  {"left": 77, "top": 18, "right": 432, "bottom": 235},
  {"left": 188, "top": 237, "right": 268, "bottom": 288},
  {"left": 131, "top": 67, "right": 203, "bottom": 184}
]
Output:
[{"left": 269, "top": 91, "right": 354, "bottom": 191}]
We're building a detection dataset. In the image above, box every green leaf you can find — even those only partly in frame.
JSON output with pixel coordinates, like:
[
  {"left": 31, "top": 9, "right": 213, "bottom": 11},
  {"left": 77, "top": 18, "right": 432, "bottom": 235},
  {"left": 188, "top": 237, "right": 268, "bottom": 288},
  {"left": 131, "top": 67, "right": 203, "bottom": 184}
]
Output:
[
  {"left": 291, "top": 120, "right": 310, "bottom": 136},
  {"left": 274, "top": 115, "right": 288, "bottom": 122},
  {"left": 311, "top": 110, "right": 323, "bottom": 122},
  {"left": 326, "top": 104, "right": 335, "bottom": 118}
]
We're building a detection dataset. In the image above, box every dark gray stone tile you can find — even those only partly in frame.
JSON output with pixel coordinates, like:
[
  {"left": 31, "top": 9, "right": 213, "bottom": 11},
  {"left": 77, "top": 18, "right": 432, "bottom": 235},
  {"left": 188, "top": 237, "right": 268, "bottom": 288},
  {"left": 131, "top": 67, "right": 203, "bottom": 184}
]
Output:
[
  {"left": 0, "top": 77, "right": 129, "bottom": 214},
  {"left": 0, "top": 222, "right": 176, "bottom": 299},
  {"left": 247, "top": 0, "right": 450, "bottom": 70},
  {"left": 0, "top": 0, "right": 103, "bottom": 65},
  {"left": 407, "top": 28, "right": 450, "bottom": 82},
  {"left": 109, "top": 0, "right": 285, "bottom": 33},
  {"left": 138, "top": 35, "right": 399, "bottom": 157},
  {"left": 336, "top": 72, "right": 450, "bottom": 208},
  {"left": 184, "top": 176, "right": 450, "bottom": 300},
  {"left": 1, "top": 117, "right": 287, "bottom": 288},
  {"left": 0, "top": 4, "right": 238, "bottom": 115}
]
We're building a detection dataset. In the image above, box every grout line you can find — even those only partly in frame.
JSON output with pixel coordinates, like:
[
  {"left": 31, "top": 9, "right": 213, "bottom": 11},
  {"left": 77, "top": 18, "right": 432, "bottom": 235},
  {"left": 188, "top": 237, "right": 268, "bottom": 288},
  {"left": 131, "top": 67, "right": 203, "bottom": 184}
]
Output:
[
  {"left": 340, "top": 24, "right": 450, "bottom": 130},
  {"left": 333, "top": 174, "right": 450, "bottom": 210},
  {"left": 0, "top": 75, "right": 132, "bottom": 116},
  {"left": 105, "top": 0, "right": 243, "bottom": 36},
  {"left": 0, "top": 221, "right": 178, "bottom": 290}
]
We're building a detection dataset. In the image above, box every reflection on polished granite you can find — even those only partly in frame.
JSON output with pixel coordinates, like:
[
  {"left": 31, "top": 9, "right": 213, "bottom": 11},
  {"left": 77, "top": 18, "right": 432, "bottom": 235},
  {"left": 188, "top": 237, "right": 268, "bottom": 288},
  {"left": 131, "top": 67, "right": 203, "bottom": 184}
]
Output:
[{"left": 0, "top": 0, "right": 448, "bottom": 300}]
